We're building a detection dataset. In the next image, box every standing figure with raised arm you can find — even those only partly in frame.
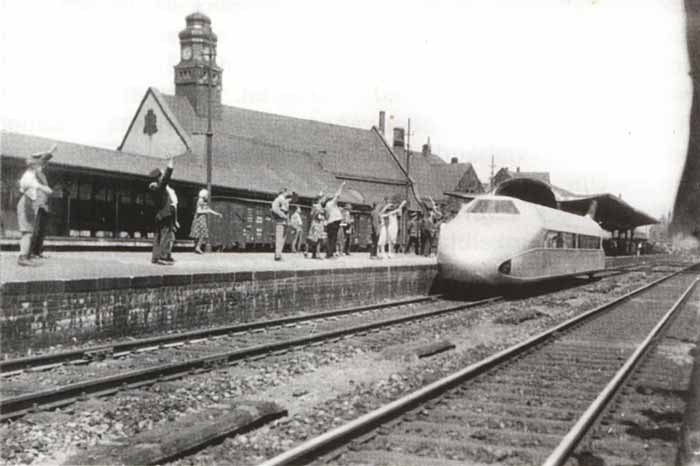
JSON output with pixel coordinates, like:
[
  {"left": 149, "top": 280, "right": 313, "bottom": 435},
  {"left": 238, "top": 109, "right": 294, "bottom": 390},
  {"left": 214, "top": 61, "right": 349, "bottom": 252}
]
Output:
[
  {"left": 421, "top": 196, "right": 442, "bottom": 257},
  {"left": 148, "top": 157, "right": 175, "bottom": 265},
  {"left": 376, "top": 202, "right": 394, "bottom": 259},
  {"left": 190, "top": 188, "right": 222, "bottom": 254},
  {"left": 322, "top": 181, "right": 345, "bottom": 259},
  {"left": 384, "top": 200, "right": 407, "bottom": 258}
]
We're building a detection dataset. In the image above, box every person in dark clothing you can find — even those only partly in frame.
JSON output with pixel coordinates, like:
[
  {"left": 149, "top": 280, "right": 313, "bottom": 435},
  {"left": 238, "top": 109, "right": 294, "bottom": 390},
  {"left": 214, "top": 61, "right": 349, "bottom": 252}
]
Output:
[
  {"left": 340, "top": 203, "right": 354, "bottom": 255},
  {"left": 369, "top": 200, "right": 384, "bottom": 259},
  {"left": 322, "top": 181, "right": 345, "bottom": 259},
  {"left": 29, "top": 151, "right": 54, "bottom": 259},
  {"left": 405, "top": 212, "right": 421, "bottom": 254},
  {"left": 420, "top": 197, "right": 442, "bottom": 257},
  {"left": 148, "top": 158, "right": 175, "bottom": 265}
]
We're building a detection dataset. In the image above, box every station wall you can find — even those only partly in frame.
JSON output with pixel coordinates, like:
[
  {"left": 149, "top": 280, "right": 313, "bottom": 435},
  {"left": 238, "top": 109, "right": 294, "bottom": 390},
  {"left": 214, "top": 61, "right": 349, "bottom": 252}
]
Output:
[{"left": 0, "top": 264, "right": 437, "bottom": 354}]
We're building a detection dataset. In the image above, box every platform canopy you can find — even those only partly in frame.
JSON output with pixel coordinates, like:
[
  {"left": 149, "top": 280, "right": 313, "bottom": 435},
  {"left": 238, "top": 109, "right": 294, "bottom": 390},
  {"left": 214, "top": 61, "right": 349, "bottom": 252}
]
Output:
[
  {"left": 557, "top": 194, "right": 658, "bottom": 232},
  {"left": 446, "top": 177, "right": 658, "bottom": 232}
]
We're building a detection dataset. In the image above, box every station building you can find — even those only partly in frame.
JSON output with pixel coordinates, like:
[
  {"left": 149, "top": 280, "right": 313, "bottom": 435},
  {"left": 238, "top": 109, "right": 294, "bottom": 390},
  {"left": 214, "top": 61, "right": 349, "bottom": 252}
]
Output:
[
  {"left": 0, "top": 12, "right": 656, "bottom": 254},
  {"left": 0, "top": 13, "right": 476, "bottom": 251}
]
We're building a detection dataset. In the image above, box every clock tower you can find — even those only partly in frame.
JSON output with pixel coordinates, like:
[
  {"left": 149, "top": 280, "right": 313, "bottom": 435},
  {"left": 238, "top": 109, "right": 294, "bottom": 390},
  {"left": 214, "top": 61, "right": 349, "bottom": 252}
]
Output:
[{"left": 174, "top": 12, "right": 223, "bottom": 119}]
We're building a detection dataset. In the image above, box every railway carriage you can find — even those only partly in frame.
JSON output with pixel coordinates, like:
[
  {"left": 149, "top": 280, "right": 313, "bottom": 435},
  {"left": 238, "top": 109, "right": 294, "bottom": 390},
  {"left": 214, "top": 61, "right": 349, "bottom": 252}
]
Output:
[{"left": 437, "top": 195, "right": 607, "bottom": 285}]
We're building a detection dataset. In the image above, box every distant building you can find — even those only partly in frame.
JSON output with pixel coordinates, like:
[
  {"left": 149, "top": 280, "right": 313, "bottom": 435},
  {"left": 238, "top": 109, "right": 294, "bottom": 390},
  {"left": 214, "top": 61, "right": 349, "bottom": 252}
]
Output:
[
  {"left": 484, "top": 166, "right": 551, "bottom": 193},
  {"left": 387, "top": 128, "right": 484, "bottom": 213}
]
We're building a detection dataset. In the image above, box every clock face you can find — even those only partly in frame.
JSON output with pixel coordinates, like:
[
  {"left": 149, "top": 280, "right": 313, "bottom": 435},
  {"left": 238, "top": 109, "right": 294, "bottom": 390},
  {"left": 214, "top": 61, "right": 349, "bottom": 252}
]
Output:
[{"left": 182, "top": 46, "right": 192, "bottom": 60}]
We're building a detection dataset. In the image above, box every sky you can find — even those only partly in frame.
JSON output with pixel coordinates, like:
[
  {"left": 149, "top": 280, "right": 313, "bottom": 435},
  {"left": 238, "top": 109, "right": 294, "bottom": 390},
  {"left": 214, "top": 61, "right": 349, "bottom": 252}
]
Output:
[{"left": 0, "top": 0, "right": 692, "bottom": 219}]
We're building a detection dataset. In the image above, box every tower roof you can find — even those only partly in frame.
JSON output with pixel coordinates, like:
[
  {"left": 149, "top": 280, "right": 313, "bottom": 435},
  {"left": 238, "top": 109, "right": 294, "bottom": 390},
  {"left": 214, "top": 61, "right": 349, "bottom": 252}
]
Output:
[
  {"left": 179, "top": 11, "right": 217, "bottom": 42},
  {"left": 186, "top": 12, "right": 211, "bottom": 24}
]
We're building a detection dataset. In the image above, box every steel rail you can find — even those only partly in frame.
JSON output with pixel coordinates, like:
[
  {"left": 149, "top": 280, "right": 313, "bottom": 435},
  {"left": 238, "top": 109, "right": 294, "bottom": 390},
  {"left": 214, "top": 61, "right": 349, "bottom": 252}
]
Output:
[
  {"left": 542, "top": 276, "right": 700, "bottom": 466},
  {"left": 0, "top": 297, "right": 498, "bottom": 421},
  {"left": 257, "top": 265, "right": 696, "bottom": 466},
  {"left": 1, "top": 296, "right": 435, "bottom": 374},
  {"left": 0, "top": 257, "right": 672, "bottom": 374}
]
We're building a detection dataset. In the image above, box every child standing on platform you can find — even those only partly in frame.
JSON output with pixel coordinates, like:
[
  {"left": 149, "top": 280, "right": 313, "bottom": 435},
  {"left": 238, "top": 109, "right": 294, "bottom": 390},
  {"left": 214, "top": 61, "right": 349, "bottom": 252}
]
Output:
[{"left": 190, "top": 189, "right": 222, "bottom": 254}]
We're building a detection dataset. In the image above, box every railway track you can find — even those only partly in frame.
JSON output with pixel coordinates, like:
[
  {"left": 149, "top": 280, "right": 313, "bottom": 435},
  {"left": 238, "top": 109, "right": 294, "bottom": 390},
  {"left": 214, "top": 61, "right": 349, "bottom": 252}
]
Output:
[
  {"left": 258, "top": 265, "right": 699, "bottom": 466},
  {"left": 0, "top": 296, "right": 436, "bottom": 374},
  {"left": 0, "top": 296, "right": 498, "bottom": 421},
  {"left": 0, "top": 261, "right": 683, "bottom": 423}
]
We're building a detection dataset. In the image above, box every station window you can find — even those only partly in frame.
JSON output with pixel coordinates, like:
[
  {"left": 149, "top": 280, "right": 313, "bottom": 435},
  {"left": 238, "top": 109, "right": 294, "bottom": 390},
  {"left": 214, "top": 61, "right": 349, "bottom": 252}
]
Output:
[
  {"left": 467, "top": 199, "right": 519, "bottom": 214},
  {"left": 79, "top": 180, "right": 93, "bottom": 200}
]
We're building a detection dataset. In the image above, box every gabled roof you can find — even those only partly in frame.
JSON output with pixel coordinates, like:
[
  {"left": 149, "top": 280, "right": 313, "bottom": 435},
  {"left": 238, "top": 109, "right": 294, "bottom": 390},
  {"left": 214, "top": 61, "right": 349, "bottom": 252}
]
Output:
[
  {"left": 159, "top": 94, "right": 407, "bottom": 184},
  {"left": 118, "top": 87, "right": 193, "bottom": 152},
  {"left": 1, "top": 131, "right": 348, "bottom": 201}
]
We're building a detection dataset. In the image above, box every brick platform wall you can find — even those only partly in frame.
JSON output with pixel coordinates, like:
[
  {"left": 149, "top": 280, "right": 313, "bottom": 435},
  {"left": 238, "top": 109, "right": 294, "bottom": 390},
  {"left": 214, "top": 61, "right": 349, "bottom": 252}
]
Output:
[{"left": 0, "top": 265, "right": 437, "bottom": 354}]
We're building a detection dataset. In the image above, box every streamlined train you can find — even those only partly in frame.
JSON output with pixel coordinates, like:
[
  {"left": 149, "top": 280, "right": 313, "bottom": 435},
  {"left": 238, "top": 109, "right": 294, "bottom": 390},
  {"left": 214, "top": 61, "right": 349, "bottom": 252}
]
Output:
[{"left": 437, "top": 195, "right": 607, "bottom": 285}]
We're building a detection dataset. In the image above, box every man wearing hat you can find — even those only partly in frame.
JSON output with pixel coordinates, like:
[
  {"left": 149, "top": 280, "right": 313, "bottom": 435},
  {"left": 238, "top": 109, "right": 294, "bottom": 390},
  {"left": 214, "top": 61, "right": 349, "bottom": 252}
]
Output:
[
  {"left": 16, "top": 146, "right": 55, "bottom": 266},
  {"left": 148, "top": 158, "right": 175, "bottom": 265},
  {"left": 29, "top": 146, "right": 56, "bottom": 259}
]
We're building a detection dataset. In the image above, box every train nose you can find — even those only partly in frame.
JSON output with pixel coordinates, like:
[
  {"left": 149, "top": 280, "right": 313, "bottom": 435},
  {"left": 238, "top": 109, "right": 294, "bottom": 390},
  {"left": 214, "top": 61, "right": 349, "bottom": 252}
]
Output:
[{"left": 437, "top": 249, "right": 502, "bottom": 285}]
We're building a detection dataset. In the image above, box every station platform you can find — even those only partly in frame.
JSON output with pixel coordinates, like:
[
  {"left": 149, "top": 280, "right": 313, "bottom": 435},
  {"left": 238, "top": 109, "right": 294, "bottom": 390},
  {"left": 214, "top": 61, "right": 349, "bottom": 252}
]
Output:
[
  {"left": 0, "top": 251, "right": 438, "bottom": 354},
  {"left": 0, "top": 251, "right": 436, "bottom": 284}
]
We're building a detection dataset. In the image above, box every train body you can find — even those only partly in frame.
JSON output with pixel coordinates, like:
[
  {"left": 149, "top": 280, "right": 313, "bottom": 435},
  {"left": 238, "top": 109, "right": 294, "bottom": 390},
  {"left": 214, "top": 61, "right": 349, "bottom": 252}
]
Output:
[{"left": 437, "top": 195, "right": 607, "bottom": 285}]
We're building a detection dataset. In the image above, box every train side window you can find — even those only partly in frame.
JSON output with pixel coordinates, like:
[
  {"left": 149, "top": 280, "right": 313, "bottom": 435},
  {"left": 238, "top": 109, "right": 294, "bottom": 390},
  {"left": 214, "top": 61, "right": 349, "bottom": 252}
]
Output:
[
  {"left": 579, "top": 235, "right": 601, "bottom": 249},
  {"left": 544, "top": 231, "right": 559, "bottom": 248},
  {"left": 562, "top": 232, "right": 575, "bottom": 248}
]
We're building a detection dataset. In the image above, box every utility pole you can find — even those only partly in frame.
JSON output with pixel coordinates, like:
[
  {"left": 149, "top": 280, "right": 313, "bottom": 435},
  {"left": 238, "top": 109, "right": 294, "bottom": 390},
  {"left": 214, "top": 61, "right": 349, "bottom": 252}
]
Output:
[
  {"left": 206, "top": 49, "right": 215, "bottom": 204},
  {"left": 205, "top": 48, "right": 216, "bottom": 252},
  {"left": 404, "top": 118, "right": 411, "bottom": 251}
]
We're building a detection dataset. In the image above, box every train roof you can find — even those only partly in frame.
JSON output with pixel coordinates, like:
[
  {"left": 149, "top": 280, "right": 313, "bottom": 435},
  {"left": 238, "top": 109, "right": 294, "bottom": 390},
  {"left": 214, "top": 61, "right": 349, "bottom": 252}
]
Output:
[
  {"left": 447, "top": 176, "right": 657, "bottom": 232},
  {"left": 483, "top": 195, "right": 607, "bottom": 237}
]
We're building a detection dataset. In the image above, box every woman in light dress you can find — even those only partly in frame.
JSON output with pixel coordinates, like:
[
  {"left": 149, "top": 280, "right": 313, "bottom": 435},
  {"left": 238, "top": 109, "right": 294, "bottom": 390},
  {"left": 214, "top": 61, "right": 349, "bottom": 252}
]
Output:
[
  {"left": 378, "top": 200, "right": 406, "bottom": 259},
  {"left": 190, "top": 189, "right": 222, "bottom": 254}
]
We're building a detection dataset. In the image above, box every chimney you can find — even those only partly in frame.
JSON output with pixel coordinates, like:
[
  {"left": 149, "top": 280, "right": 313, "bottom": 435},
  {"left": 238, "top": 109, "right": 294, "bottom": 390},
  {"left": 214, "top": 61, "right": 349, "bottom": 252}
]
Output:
[
  {"left": 451, "top": 157, "right": 458, "bottom": 164},
  {"left": 378, "top": 111, "right": 386, "bottom": 137},
  {"left": 393, "top": 127, "right": 405, "bottom": 149},
  {"left": 422, "top": 143, "right": 431, "bottom": 158}
]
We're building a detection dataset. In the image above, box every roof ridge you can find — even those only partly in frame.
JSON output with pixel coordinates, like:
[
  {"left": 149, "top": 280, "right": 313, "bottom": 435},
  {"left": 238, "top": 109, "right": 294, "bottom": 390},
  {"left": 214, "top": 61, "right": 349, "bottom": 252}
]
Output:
[{"left": 161, "top": 92, "right": 374, "bottom": 134}]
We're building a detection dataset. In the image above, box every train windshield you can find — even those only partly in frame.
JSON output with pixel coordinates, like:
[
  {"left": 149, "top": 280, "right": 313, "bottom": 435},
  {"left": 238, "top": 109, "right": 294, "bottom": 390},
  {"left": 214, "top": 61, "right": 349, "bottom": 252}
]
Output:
[{"left": 467, "top": 199, "right": 519, "bottom": 214}]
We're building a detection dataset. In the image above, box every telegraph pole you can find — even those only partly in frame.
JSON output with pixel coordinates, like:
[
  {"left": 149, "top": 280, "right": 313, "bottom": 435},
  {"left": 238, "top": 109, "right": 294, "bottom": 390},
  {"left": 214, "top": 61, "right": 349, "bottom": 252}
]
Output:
[
  {"left": 404, "top": 118, "right": 412, "bottom": 250},
  {"left": 205, "top": 48, "right": 216, "bottom": 252},
  {"left": 206, "top": 49, "right": 215, "bottom": 202}
]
